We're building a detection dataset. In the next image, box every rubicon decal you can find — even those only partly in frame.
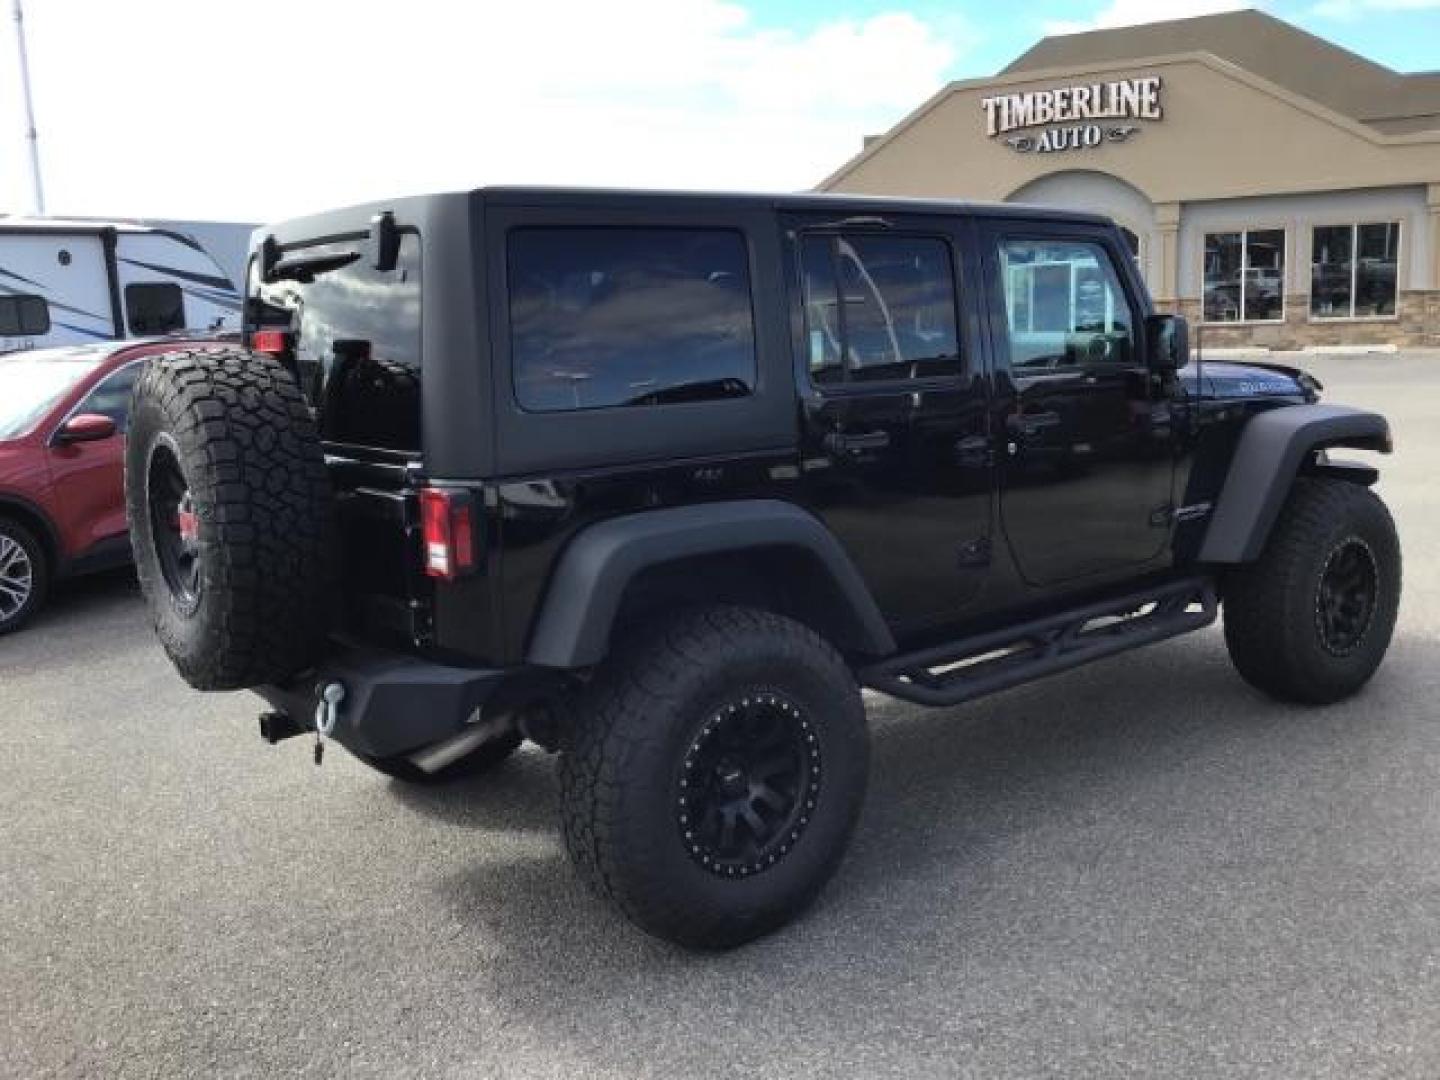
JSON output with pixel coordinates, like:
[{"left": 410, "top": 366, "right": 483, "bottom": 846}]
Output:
[{"left": 983, "top": 76, "right": 1162, "bottom": 154}]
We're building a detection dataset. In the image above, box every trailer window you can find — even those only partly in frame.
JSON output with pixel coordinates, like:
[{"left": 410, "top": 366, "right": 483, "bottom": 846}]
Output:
[
  {"left": 125, "top": 283, "right": 185, "bottom": 334},
  {"left": 0, "top": 295, "right": 51, "bottom": 337}
]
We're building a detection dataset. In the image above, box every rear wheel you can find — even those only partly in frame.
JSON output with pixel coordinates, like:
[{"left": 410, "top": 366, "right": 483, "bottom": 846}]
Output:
[
  {"left": 1223, "top": 477, "right": 1400, "bottom": 704},
  {"left": 125, "top": 349, "right": 334, "bottom": 690},
  {"left": 0, "top": 518, "right": 47, "bottom": 635},
  {"left": 559, "top": 606, "right": 869, "bottom": 949}
]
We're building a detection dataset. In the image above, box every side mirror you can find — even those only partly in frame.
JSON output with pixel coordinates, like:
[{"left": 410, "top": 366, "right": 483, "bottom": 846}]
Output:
[
  {"left": 1144, "top": 313, "right": 1189, "bottom": 374},
  {"left": 53, "top": 413, "right": 118, "bottom": 445}
]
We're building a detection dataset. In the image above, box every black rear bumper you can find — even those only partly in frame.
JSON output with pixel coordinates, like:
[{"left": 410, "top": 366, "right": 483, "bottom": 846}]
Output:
[{"left": 253, "top": 646, "right": 512, "bottom": 758}]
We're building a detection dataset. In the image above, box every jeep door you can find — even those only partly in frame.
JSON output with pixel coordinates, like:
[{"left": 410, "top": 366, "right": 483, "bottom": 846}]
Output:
[
  {"left": 978, "top": 220, "right": 1177, "bottom": 586},
  {"left": 784, "top": 212, "right": 993, "bottom": 638}
]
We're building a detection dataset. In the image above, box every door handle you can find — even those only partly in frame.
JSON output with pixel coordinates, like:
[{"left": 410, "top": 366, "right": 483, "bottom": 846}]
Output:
[{"left": 824, "top": 430, "right": 891, "bottom": 456}]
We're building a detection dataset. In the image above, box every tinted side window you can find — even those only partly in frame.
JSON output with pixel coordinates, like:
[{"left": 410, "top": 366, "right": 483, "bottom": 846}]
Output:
[
  {"left": 508, "top": 228, "right": 756, "bottom": 413},
  {"left": 247, "top": 233, "right": 422, "bottom": 452},
  {"left": 125, "top": 283, "right": 185, "bottom": 334},
  {"left": 998, "top": 239, "right": 1135, "bottom": 370},
  {"left": 800, "top": 234, "right": 960, "bottom": 384},
  {"left": 0, "top": 294, "right": 51, "bottom": 336},
  {"left": 78, "top": 364, "right": 141, "bottom": 431}
]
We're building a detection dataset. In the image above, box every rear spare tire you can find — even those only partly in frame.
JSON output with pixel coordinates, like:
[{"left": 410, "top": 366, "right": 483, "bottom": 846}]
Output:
[{"left": 125, "top": 348, "right": 334, "bottom": 690}]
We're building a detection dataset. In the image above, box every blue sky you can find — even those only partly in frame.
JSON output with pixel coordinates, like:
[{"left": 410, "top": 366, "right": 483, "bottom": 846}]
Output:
[
  {"left": 1, "top": 0, "right": 1436, "bottom": 221},
  {"left": 752, "top": 0, "right": 1439, "bottom": 76}
]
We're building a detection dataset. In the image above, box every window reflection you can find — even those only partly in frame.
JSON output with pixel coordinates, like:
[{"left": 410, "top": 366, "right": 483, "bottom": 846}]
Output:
[
  {"left": 508, "top": 228, "right": 756, "bottom": 413},
  {"left": 799, "top": 234, "right": 960, "bottom": 384},
  {"left": 1204, "top": 230, "right": 1283, "bottom": 322},
  {"left": 1000, "top": 240, "right": 1134, "bottom": 369},
  {"left": 248, "top": 233, "right": 423, "bottom": 451},
  {"left": 1312, "top": 222, "right": 1398, "bottom": 319}
]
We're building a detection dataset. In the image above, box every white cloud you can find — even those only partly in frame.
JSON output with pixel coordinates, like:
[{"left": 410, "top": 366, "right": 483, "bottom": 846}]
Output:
[
  {"left": 1044, "top": 0, "right": 1256, "bottom": 36},
  {"left": 1309, "top": 0, "right": 1440, "bottom": 20},
  {"left": 0, "top": 0, "right": 968, "bottom": 222}
]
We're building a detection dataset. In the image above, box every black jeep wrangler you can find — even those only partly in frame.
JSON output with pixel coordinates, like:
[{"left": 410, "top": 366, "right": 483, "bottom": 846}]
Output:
[{"left": 125, "top": 188, "right": 1400, "bottom": 948}]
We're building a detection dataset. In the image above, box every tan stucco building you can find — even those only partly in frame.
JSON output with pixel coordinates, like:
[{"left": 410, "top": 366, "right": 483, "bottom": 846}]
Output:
[{"left": 820, "top": 11, "right": 1440, "bottom": 348}]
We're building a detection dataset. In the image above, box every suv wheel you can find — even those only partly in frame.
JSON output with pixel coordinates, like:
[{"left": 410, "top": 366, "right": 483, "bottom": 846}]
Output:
[
  {"left": 559, "top": 606, "right": 868, "bottom": 949},
  {"left": 1223, "top": 477, "right": 1400, "bottom": 704},
  {"left": 126, "top": 349, "right": 335, "bottom": 690},
  {"left": 0, "top": 519, "right": 47, "bottom": 635}
]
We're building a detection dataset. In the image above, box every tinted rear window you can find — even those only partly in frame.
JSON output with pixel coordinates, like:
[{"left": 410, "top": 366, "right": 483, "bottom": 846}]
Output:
[
  {"left": 246, "top": 233, "right": 422, "bottom": 452},
  {"left": 507, "top": 228, "right": 756, "bottom": 413}
]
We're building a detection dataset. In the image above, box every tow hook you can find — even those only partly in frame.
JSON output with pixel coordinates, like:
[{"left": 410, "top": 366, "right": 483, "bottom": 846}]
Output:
[{"left": 312, "top": 682, "right": 346, "bottom": 766}]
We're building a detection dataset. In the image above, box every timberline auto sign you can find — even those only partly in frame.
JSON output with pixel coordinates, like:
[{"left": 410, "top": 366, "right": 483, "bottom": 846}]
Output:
[{"left": 982, "top": 76, "right": 1163, "bottom": 154}]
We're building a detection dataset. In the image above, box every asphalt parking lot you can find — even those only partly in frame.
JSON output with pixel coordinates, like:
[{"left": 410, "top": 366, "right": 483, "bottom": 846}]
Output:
[{"left": 3, "top": 352, "right": 1439, "bottom": 1079}]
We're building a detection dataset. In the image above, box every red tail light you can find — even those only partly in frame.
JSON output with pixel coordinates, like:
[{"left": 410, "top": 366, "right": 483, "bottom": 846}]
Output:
[
  {"left": 251, "top": 329, "right": 291, "bottom": 355},
  {"left": 419, "top": 487, "right": 476, "bottom": 581}
]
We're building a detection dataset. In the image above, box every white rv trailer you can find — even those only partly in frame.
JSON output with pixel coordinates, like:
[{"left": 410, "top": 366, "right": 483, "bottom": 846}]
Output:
[{"left": 0, "top": 218, "right": 244, "bottom": 353}]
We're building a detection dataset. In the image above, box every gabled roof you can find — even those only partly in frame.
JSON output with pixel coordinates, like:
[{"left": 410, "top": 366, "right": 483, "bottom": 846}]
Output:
[{"left": 1003, "top": 9, "right": 1440, "bottom": 132}]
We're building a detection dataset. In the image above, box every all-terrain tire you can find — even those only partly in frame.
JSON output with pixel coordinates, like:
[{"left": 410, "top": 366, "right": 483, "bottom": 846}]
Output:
[
  {"left": 125, "top": 348, "right": 334, "bottom": 690},
  {"left": 0, "top": 517, "right": 48, "bottom": 635},
  {"left": 1223, "top": 477, "right": 1400, "bottom": 704},
  {"left": 356, "top": 731, "right": 524, "bottom": 784},
  {"left": 558, "top": 606, "right": 869, "bottom": 949}
]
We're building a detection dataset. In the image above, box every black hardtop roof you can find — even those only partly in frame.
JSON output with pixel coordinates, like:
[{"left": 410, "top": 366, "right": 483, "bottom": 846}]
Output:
[
  {"left": 476, "top": 186, "right": 1109, "bottom": 224},
  {"left": 258, "top": 187, "right": 1111, "bottom": 248}
]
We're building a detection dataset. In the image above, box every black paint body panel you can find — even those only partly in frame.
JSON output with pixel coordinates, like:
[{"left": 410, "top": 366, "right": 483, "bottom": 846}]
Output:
[{"left": 242, "top": 187, "right": 1382, "bottom": 674}]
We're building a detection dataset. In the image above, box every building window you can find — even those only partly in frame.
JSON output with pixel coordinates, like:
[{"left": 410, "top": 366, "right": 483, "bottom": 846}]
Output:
[
  {"left": 0, "top": 294, "right": 51, "bottom": 337},
  {"left": 1203, "top": 229, "right": 1285, "bottom": 323},
  {"left": 1311, "top": 223, "right": 1399, "bottom": 319},
  {"left": 800, "top": 233, "right": 960, "bottom": 384},
  {"left": 508, "top": 227, "right": 756, "bottom": 412},
  {"left": 125, "top": 283, "right": 185, "bottom": 334}
]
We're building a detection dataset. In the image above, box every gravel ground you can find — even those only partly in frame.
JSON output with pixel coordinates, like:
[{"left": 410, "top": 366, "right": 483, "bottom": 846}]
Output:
[{"left": 2, "top": 352, "right": 1438, "bottom": 1079}]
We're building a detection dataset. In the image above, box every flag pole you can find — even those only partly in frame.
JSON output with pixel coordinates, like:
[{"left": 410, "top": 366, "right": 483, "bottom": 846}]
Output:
[{"left": 12, "top": 0, "right": 45, "bottom": 215}]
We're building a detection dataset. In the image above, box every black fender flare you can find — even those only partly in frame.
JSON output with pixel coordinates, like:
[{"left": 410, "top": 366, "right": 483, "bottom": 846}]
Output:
[
  {"left": 1199, "top": 403, "right": 1391, "bottom": 564},
  {"left": 525, "top": 499, "right": 896, "bottom": 668}
]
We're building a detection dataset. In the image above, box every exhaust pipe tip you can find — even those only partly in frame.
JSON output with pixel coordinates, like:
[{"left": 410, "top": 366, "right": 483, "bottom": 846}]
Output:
[{"left": 407, "top": 712, "right": 516, "bottom": 774}]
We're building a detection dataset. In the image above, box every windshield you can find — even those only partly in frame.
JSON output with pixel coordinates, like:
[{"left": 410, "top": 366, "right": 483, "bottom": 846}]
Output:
[{"left": 0, "top": 346, "right": 115, "bottom": 440}]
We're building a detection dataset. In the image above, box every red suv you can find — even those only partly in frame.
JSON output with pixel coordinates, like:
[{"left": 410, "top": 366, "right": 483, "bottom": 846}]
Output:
[{"left": 0, "top": 339, "right": 226, "bottom": 633}]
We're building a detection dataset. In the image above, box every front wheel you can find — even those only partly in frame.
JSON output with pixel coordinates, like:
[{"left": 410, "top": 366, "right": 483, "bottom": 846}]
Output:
[
  {"left": 559, "top": 606, "right": 869, "bottom": 949},
  {"left": 0, "top": 518, "right": 47, "bottom": 635},
  {"left": 1223, "top": 477, "right": 1400, "bottom": 704}
]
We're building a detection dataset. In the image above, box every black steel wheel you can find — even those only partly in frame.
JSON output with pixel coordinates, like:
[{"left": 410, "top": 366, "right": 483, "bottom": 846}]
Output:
[
  {"left": 559, "top": 606, "right": 869, "bottom": 950},
  {"left": 1314, "top": 538, "right": 1378, "bottom": 657},
  {"left": 1224, "top": 477, "right": 1400, "bottom": 704},
  {"left": 678, "top": 693, "right": 821, "bottom": 877},
  {"left": 146, "top": 437, "right": 201, "bottom": 613}
]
